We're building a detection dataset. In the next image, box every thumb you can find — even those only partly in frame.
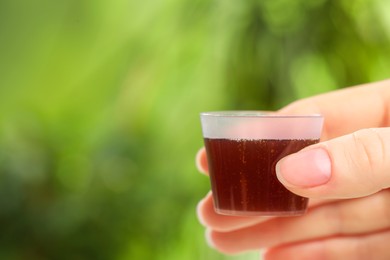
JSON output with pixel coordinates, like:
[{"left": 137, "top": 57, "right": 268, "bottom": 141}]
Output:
[{"left": 276, "top": 128, "right": 390, "bottom": 199}]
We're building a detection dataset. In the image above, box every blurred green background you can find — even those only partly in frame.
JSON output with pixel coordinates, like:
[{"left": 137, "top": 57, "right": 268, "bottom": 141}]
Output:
[{"left": 0, "top": 0, "right": 389, "bottom": 259}]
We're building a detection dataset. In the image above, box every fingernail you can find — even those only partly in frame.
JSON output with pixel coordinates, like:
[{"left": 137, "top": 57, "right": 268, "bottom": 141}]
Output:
[{"left": 276, "top": 148, "right": 331, "bottom": 188}]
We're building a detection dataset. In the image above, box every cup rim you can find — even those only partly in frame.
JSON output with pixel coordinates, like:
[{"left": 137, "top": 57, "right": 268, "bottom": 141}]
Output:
[{"left": 200, "top": 111, "right": 323, "bottom": 118}]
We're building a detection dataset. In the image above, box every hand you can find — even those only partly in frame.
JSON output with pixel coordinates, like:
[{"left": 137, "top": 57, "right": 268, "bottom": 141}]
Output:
[{"left": 196, "top": 79, "right": 390, "bottom": 259}]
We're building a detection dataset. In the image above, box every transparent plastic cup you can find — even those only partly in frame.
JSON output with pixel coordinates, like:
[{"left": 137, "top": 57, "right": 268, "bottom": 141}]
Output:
[{"left": 200, "top": 111, "right": 324, "bottom": 216}]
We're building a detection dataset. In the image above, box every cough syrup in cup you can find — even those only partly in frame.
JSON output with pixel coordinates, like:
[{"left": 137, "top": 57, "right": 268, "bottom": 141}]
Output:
[{"left": 200, "top": 111, "right": 323, "bottom": 216}]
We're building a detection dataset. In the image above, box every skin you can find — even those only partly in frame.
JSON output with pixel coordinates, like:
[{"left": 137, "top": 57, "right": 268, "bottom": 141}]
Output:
[{"left": 196, "top": 79, "right": 390, "bottom": 260}]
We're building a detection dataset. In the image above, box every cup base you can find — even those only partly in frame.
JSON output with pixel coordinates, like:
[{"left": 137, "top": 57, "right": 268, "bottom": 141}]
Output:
[{"left": 215, "top": 208, "right": 307, "bottom": 217}]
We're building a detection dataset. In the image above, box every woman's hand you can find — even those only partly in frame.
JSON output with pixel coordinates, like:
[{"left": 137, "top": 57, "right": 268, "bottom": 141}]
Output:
[{"left": 196, "top": 79, "right": 390, "bottom": 259}]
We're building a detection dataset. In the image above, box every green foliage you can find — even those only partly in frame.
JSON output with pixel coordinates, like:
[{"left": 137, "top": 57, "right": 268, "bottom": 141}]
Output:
[{"left": 0, "top": 0, "right": 389, "bottom": 259}]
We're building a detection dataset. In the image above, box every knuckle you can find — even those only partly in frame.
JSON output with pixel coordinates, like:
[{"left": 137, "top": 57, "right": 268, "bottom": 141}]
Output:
[
  {"left": 362, "top": 191, "right": 390, "bottom": 230},
  {"left": 380, "top": 191, "right": 390, "bottom": 228},
  {"left": 350, "top": 128, "right": 387, "bottom": 187},
  {"left": 356, "top": 238, "right": 372, "bottom": 260},
  {"left": 324, "top": 201, "right": 344, "bottom": 235}
]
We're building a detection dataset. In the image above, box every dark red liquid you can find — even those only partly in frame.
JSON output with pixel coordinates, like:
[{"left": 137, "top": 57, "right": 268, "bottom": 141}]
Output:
[{"left": 204, "top": 138, "right": 319, "bottom": 216}]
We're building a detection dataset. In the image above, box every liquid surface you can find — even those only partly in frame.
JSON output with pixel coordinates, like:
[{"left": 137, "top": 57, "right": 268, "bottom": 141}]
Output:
[{"left": 204, "top": 138, "right": 318, "bottom": 216}]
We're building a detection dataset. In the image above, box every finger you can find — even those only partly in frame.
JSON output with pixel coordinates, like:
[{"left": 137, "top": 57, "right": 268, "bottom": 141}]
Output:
[
  {"left": 276, "top": 127, "right": 390, "bottom": 199},
  {"left": 198, "top": 191, "right": 335, "bottom": 233},
  {"left": 197, "top": 192, "right": 272, "bottom": 232},
  {"left": 207, "top": 191, "right": 390, "bottom": 255},
  {"left": 196, "top": 147, "right": 209, "bottom": 175},
  {"left": 278, "top": 79, "right": 390, "bottom": 140},
  {"left": 307, "top": 198, "right": 336, "bottom": 208},
  {"left": 264, "top": 229, "right": 390, "bottom": 260}
]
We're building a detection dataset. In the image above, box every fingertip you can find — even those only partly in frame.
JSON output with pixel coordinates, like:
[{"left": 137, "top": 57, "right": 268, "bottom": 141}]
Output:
[
  {"left": 196, "top": 147, "right": 209, "bottom": 175},
  {"left": 196, "top": 197, "right": 207, "bottom": 226},
  {"left": 196, "top": 191, "right": 214, "bottom": 227},
  {"left": 261, "top": 249, "right": 270, "bottom": 260},
  {"left": 205, "top": 228, "right": 216, "bottom": 249}
]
